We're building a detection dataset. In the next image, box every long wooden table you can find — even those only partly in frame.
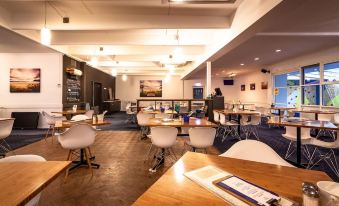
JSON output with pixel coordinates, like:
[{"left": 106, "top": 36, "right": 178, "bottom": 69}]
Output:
[
  {"left": 268, "top": 117, "right": 339, "bottom": 167},
  {"left": 0, "top": 161, "right": 71, "bottom": 206},
  {"left": 54, "top": 119, "right": 111, "bottom": 129},
  {"left": 141, "top": 110, "right": 177, "bottom": 115},
  {"left": 52, "top": 110, "right": 87, "bottom": 120},
  {"left": 0, "top": 118, "right": 15, "bottom": 121},
  {"left": 271, "top": 107, "right": 295, "bottom": 116},
  {"left": 292, "top": 109, "right": 337, "bottom": 120},
  {"left": 140, "top": 117, "right": 217, "bottom": 127},
  {"left": 133, "top": 152, "right": 331, "bottom": 205}
]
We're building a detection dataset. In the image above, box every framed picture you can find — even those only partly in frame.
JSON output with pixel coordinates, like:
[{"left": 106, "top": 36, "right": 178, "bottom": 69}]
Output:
[
  {"left": 241, "top": 84, "right": 245, "bottom": 91},
  {"left": 10, "top": 68, "right": 41, "bottom": 93},
  {"left": 250, "top": 83, "right": 255, "bottom": 90},
  {"left": 261, "top": 81, "right": 268, "bottom": 90},
  {"left": 140, "top": 80, "right": 162, "bottom": 97}
]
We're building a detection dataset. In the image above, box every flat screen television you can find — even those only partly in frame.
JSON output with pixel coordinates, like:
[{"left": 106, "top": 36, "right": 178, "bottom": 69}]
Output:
[{"left": 223, "top": 79, "right": 234, "bottom": 85}]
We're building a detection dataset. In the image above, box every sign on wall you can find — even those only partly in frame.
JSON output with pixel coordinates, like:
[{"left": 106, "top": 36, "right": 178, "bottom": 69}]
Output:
[
  {"left": 10, "top": 68, "right": 41, "bottom": 93},
  {"left": 140, "top": 80, "right": 162, "bottom": 97}
]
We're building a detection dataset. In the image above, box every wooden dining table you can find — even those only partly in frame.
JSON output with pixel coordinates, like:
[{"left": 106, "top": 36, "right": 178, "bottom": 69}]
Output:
[
  {"left": 268, "top": 117, "right": 339, "bottom": 167},
  {"left": 292, "top": 109, "right": 337, "bottom": 120},
  {"left": 0, "top": 118, "right": 15, "bottom": 121},
  {"left": 140, "top": 110, "right": 178, "bottom": 115},
  {"left": 133, "top": 152, "right": 331, "bottom": 206},
  {"left": 0, "top": 161, "right": 71, "bottom": 206},
  {"left": 51, "top": 110, "right": 87, "bottom": 120},
  {"left": 54, "top": 119, "right": 111, "bottom": 129}
]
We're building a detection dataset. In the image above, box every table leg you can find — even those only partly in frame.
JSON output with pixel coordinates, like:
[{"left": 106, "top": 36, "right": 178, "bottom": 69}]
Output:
[
  {"left": 237, "top": 115, "right": 241, "bottom": 136},
  {"left": 69, "top": 149, "right": 100, "bottom": 171},
  {"left": 296, "top": 127, "right": 301, "bottom": 166},
  {"left": 314, "top": 113, "right": 319, "bottom": 136},
  {"left": 278, "top": 109, "right": 281, "bottom": 117}
]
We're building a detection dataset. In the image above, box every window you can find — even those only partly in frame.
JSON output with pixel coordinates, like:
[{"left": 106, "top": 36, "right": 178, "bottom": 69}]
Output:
[
  {"left": 322, "top": 61, "right": 339, "bottom": 106},
  {"left": 302, "top": 64, "right": 320, "bottom": 105},
  {"left": 274, "top": 71, "right": 300, "bottom": 107},
  {"left": 324, "top": 61, "right": 339, "bottom": 82},
  {"left": 303, "top": 64, "right": 320, "bottom": 84}
]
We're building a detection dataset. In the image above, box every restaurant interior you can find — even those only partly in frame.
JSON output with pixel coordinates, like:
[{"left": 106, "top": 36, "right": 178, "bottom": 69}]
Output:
[{"left": 1, "top": 0, "right": 339, "bottom": 205}]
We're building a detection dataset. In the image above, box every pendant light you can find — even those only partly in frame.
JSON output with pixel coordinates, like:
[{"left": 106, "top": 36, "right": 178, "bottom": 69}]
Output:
[{"left": 40, "top": 0, "right": 51, "bottom": 45}]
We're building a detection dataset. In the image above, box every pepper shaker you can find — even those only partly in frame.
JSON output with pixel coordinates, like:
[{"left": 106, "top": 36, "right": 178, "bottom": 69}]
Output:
[{"left": 302, "top": 182, "right": 319, "bottom": 206}]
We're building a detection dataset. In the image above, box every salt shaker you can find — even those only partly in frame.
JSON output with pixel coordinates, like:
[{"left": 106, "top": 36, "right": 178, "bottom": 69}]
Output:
[{"left": 302, "top": 182, "right": 319, "bottom": 206}]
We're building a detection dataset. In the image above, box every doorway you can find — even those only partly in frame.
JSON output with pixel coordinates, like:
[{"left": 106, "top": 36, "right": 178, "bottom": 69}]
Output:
[
  {"left": 193, "top": 87, "right": 203, "bottom": 99},
  {"left": 92, "top": 82, "right": 102, "bottom": 112}
]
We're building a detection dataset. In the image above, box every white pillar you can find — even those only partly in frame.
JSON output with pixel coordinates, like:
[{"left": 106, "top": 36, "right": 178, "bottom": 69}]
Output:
[{"left": 206, "top": 61, "right": 211, "bottom": 98}]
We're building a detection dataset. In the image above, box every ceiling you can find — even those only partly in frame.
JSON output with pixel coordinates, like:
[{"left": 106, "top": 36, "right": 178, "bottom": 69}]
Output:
[
  {"left": 0, "top": 0, "right": 283, "bottom": 77},
  {"left": 188, "top": 0, "right": 339, "bottom": 79}
]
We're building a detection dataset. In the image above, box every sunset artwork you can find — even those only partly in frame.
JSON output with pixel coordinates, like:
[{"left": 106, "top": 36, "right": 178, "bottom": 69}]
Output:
[
  {"left": 140, "top": 80, "right": 162, "bottom": 97},
  {"left": 10, "top": 68, "right": 41, "bottom": 93}
]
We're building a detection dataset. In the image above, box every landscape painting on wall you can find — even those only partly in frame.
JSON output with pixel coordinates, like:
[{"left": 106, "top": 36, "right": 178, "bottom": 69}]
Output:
[
  {"left": 10, "top": 68, "right": 41, "bottom": 93},
  {"left": 140, "top": 80, "right": 162, "bottom": 97}
]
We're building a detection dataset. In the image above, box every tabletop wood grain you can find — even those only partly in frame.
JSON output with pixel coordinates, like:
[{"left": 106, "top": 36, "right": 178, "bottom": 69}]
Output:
[
  {"left": 0, "top": 161, "right": 71, "bottom": 206},
  {"left": 51, "top": 110, "right": 87, "bottom": 115},
  {"left": 0, "top": 118, "right": 15, "bottom": 121},
  {"left": 140, "top": 118, "right": 217, "bottom": 127},
  {"left": 54, "top": 120, "right": 111, "bottom": 129},
  {"left": 133, "top": 152, "right": 331, "bottom": 206}
]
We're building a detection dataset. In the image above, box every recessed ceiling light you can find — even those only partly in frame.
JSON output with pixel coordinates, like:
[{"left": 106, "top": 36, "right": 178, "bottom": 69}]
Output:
[
  {"left": 254, "top": 57, "right": 260, "bottom": 61},
  {"left": 275, "top": 49, "right": 282, "bottom": 53},
  {"left": 216, "top": 73, "right": 219, "bottom": 76},
  {"left": 222, "top": 70, "right": 225, "bottom": 73},
  {"left": 240, "top": 63, "right": 245, "bottom": 66}
]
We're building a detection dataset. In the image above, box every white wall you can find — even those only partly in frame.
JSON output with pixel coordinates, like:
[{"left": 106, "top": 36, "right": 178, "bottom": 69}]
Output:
[
  {"left": 211, "top": 72, "right": 271, "bottom": 107},
  {"left": 116, "top": 75, "right": 184, "bottom": 110},
  {"left": 0, "top": 53, "right": 63, "bottom": 128},
  {"left": 116, "top": 71, "right": 271, "bottom": 110}
]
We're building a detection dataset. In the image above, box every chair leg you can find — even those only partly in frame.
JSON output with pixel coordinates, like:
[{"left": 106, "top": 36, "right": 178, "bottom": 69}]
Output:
[
  {"left": 51, "top": 126, "right": 55, "bottom": 144},
  {"left": 44, "top": 126, "right": 51, "bottom": 141},
  {"left": 84, "top": 147, "right": 93, "bottom": 176},
  {"left": 64, "top": 150, "right": 72, "bottom": 182},
  {"left": 144, "top": 144, "right": 153, "bottom": 162}
]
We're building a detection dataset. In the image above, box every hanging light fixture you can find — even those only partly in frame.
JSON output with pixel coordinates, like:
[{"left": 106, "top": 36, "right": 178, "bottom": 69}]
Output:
[
  {"left": 111, "top": 68, "right": 117, "bottom": 77},
  {"left": 40, "top": 0, "right": 51, "bottom": 45},
  {"left": 122, "top": 74, "right": 128, "bottom": 81}
]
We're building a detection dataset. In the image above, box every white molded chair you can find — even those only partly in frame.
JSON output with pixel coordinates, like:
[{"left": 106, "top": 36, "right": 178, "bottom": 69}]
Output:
[
  {"left": 0, "top": 119, "right": 14, "bottom": 155},
  {"left": 317, "top": 113, "right": 335, "bottom": 139},
  {"left": 213, "top": 110, "right": 220, "bottom": 123},
  {"left": 0, "top": 155, "right": 46, "bottom": 206},
  {"left": 220, "top": 140, "right": 294, "bottom": 167},
  {"left": 220, "top": 113, "right": 240, "bottom": 141},
  {"left": 42, "top": 111, "right": 66, "bottom": 141},
  {"left": 71, "top": 114, "right": 90, "bottom": 121},
  {"left": 282, "top": 126, "right": 313, "bottom": 160},
  {"left": 58, "top": 124, "right": 97, "bottom": 179},
  {"left": 186, "top": 127, "right": 216, "bottom": 153},
  {"left": 137, "top": 112, "right": 154, "bottom": 138},
  {"left": 84, "top": 110, "right": 94, "bottom": 119},
  {"left": 305, "top": 137, "right": 339, "bottom": 177},
  {"left": 149, "top": 127, "right": 178, "bottom": 172},
  {"left": 240, "top": 115, "right": 261, "bottom": 140},
  {"left": 126, "top": 103, "right": 137, "bottom": 123}
]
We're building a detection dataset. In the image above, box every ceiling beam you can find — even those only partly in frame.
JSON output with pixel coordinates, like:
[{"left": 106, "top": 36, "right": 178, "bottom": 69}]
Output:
[{"left": 10, "top": 14, "right": 231, "bottom": 30}]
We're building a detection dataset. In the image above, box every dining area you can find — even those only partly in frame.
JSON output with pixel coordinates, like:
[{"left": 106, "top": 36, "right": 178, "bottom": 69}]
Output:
[{"left": 2, "top": 0, "right": 339, "bottom": 205}]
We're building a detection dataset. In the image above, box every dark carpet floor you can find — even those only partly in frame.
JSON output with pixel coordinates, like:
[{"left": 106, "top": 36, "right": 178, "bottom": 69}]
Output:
[{"left": 99, "top": 112, "right": 138, "bottom": 131}]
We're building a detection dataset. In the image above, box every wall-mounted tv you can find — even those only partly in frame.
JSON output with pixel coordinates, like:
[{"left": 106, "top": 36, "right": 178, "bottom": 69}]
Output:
[{"left": 223, "top": 79, "right": 234, "bottom": 85}]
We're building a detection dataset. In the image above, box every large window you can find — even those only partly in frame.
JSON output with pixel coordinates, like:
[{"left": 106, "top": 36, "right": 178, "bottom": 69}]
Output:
[
  {"left": 274, "top": 71, "right": 300, "bottom": 107},
  {"left": 302, "top": 64, "right": 320, "bottom": 105},
  {"left": 323, "top": 61, "right": 339, "bottom": 106}
]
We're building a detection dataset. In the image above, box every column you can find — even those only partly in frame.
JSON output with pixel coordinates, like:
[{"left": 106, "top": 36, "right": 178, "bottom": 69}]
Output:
[{"left": 206, "top": 61, "right": 211, "bottom": 98}]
